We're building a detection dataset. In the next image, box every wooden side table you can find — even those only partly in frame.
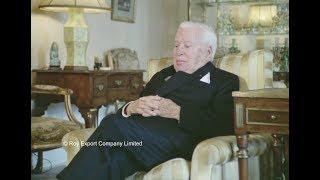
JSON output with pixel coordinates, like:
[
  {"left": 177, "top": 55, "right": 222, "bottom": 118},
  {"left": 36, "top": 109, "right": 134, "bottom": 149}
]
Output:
[
  {"left": 232, "top": 88, "right": 289, "bottom": 180},
  {"left": 32, "top": 68, "right": 145, "bottom": 128}
]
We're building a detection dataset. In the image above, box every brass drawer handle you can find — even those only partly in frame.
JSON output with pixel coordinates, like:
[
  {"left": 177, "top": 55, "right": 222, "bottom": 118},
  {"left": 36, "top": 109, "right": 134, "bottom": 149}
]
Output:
[
  {"left": 114, "top": 80, "right": 123, "bottom": 86},
  {"left": 270, "top": 115, "right": 277, "bottom": 121},
  {"left": 96, "top": 84, "right": 104, "bottom": 91}
]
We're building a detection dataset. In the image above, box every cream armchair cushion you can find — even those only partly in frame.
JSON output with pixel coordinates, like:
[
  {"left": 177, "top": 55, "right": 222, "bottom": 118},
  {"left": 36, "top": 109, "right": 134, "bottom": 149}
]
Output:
[
  {"left": 147, "top": 57, "right": 173, "bottom": 82},
  {"left": 191, "top": 134, "right": 274, "bottom": 180},
  {"left": 215, "top": 50, "right": 274, "bottom": 90},
  {"left": 62, "top": 128, "right": 96, "bottom": 166}
]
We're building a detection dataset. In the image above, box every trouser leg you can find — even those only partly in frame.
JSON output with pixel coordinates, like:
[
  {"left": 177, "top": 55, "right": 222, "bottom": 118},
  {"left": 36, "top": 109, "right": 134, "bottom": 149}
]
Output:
[
  {"left": 56, "top": 114, "right": 117, "bottom": 180},
  {"left": 57, "top": 113, "right": 193, "bottom": 179},
  {"left": 100, "top": 113, "right": 193, "bottom": 170},
  {"left": 91, "top": 148, "right": 143, "bottom": 180}
]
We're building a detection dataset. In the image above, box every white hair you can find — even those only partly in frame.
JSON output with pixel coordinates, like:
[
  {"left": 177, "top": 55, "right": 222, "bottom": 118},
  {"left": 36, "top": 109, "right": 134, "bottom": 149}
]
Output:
[{"left": 178, "top": 21, "right": 217, "bottom": 60}]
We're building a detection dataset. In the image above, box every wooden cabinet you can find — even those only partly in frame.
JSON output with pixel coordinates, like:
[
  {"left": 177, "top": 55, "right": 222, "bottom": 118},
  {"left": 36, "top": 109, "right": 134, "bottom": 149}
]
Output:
[{"left": 32, "top": 69, "right": 145, "bottom": 128}]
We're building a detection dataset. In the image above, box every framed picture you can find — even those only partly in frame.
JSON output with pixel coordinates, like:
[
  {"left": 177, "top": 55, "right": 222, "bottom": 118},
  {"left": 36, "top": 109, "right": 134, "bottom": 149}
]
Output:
[{"left": 111, "top": 0, "right": 136, "bottom": 23}]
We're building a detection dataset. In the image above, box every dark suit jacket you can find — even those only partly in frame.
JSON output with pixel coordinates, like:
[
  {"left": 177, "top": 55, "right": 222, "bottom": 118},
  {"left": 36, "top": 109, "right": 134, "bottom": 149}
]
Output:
[{"left": 133, "top": 62, "right": 239, "bottom": 144}]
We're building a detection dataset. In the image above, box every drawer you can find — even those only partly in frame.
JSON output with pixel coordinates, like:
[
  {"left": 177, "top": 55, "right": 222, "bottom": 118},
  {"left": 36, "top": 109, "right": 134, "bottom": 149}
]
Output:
[
  {"left": 107, "top": 74, "right": 129, "bottom": 88},
  {"left": 93, "top": 97, "right": 106, "bottom": 107},
  {"left": 93, "top": 76, "right": 106, "bottom": 97},
  {"left": 246, "top": 108, "right": 289, "bottom": 125},
  {"left": 36, "top": 73, "right": 64, "bottom": 86},
  {"left": 129, "top": 74, "right": 143, "bottom": 90},
  {"left": 107, "top": 90, "right": 140, "bottom": 102},
  {"left": 107, "top": 90, "right": 130, "bottom": 102}
]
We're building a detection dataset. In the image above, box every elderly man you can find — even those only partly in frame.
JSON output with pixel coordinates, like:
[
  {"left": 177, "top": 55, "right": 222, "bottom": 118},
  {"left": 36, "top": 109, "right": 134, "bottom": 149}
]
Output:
[{"left": 57, "top": 21, "right": 239, "bottom": 180}]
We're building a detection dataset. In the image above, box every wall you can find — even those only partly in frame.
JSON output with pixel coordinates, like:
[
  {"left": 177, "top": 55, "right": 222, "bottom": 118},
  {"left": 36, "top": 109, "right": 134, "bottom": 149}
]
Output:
[
  {"left": 162, "top": 0, "right": 189, "bottom": 57},
  {"left": 31, "top": 0, "right": 173, "bottom": 170}
]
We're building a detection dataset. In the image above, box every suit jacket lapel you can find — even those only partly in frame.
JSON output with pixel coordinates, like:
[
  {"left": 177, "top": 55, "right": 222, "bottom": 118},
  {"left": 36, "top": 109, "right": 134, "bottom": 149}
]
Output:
[
  {"left": 156, "top": 62, "right": 215, "bottom": 96},
  {"left": 156, "top": 71, "right": 193, "bottom": 96}
]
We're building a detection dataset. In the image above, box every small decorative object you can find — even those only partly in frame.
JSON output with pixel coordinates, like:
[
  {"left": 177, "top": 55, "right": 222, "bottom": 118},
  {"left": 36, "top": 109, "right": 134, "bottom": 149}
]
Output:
[
  {"left": 49, "top": 42, "right": 61, "bottom": 69},
  {"left": 94, "top": 56, "right": 102, "bottom": 70},
  {"left": 111, "top": 0, "right": 136, "bottom": 23},
  {"left": 228, "top": 39, "right": 241, "bottom": 54}
]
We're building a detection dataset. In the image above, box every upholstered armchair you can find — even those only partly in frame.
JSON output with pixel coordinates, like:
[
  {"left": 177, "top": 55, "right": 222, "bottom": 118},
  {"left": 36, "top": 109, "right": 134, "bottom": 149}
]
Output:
[{"left": 61, "top": 50, "right": 281, "bottom": 179}]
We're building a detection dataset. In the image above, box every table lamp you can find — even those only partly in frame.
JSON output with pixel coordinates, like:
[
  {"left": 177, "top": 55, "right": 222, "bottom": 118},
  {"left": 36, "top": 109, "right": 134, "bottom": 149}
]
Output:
[{"left": 39, "top": 0, "right": 112, "bottom": 71}]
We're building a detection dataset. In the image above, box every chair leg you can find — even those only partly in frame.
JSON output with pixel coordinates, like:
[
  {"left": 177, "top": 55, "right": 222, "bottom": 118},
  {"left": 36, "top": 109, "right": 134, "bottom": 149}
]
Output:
[{"left": 32, "top": 151, "right": 43, "bottom": 174}]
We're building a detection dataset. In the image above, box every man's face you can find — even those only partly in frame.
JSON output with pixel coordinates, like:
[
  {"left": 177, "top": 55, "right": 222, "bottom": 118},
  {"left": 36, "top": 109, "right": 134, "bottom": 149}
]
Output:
[{"left": 173, "top": 27, "right": 211, "bottom": 74}]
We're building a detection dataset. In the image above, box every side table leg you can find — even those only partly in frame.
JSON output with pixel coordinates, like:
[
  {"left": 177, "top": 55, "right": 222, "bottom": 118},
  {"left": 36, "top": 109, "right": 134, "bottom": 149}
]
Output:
[
  {"left": 272, "top": 134, "right": 286, "bottom": 180},
  {"left": 79, "top": 108, "right": 98, "bottom": 128},
  {"left": 283, "top": 135, "right": 289, "bottom": 180},
  {"left": 237, "top": 134, "right": 249, "bottom": 180}
]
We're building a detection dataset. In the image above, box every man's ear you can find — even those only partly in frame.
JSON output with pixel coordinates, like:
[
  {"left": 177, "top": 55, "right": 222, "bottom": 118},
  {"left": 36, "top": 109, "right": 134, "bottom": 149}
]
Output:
[{"left": 207, "top": 46, "right": 213, "bottom": 58}]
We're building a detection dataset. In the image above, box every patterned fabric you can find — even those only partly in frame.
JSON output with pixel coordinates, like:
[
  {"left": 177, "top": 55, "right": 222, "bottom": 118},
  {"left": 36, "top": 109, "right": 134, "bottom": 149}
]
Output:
[
  {"left": 142, "top": 158, "right": 190, "bottom": 180},
  {"left": 216, "top": 50, "right": 277, "bottom": 91},
  {"left": 215, "top": 54, "right": 247, "bottom": 90},
  {"left": 125, "top": 158, "right": 190, "bottom": 180},
  {"left": 31, "top": 117, "right": 81, "bottom": 150},
  {"left": 191, "top": 134, "right": 274, "bottom": 180},
  {"left": 147, "top": 57, "right": 173, "bottom": 81}
]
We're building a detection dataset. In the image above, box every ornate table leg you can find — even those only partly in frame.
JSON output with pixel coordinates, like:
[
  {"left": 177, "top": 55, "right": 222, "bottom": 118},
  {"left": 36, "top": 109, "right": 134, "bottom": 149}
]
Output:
[
  {"left": 237, "top": 134, "right": 249, "bottom": 180},
  {"left": 272, "top": 134, "right": 286, "bottom": 180},
  {"left": 79, "top": 108, "right": 98, "bottom": 128}
]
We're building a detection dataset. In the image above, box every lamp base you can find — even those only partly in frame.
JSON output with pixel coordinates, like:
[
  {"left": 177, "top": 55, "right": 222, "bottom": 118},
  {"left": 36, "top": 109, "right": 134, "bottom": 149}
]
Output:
[{"left": 63, "top": 66, "right": 89, "bottom": 71}]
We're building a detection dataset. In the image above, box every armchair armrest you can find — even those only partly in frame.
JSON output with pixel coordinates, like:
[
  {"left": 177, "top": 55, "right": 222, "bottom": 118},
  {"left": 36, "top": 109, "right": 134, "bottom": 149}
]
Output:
[
  {"left": 32, "top": 84, "right": 85, "bottom": 129},
  {"left": 191, "top": 134, "right": 273, "bottom": 180},
  {"left": 62, "top": 128, "right": 96, "bottom": 165}
]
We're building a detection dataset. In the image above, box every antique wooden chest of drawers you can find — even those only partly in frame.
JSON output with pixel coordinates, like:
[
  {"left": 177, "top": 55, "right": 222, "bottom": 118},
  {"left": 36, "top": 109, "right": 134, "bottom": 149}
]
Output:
[{"left": 32, "top": 69, "right": 145, "bottom": 128}]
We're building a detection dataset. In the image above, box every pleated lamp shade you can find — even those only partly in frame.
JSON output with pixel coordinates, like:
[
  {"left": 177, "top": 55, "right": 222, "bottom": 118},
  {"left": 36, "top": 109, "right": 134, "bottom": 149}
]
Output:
[{"left": 39, "top": 0, "right": 112, "bottom": 13}]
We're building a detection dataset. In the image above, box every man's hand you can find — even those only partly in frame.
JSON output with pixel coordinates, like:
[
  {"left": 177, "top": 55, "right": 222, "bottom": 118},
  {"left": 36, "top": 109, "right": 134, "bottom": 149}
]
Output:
[
  {"left": 157, "top": 98, "right": 181, "bottom": 120},
  {"left": 126, "top": 96, "right": 161, "bottom": 117}
]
